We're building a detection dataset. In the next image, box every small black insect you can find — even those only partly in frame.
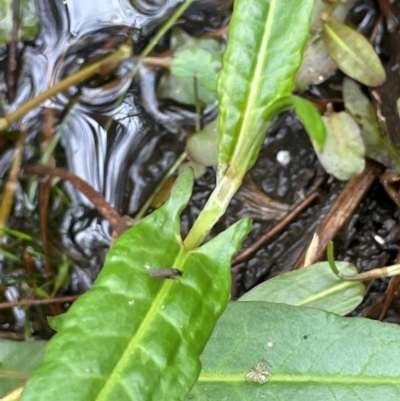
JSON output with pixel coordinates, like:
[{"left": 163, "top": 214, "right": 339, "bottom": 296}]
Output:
[{"left": 148, "top": 268, "right": 183, "bottom": 279}]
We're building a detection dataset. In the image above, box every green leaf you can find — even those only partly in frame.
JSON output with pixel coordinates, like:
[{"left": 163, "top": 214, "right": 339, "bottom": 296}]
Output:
[
  {"left": 0, "top": 0, "right": 39, "bottom": 45},
  {"left": 343, "top": 77, "right": 400, "bottom": 171},
  {"left": 271, "top": 96, "right": 326, "bottom": 151},
  {"left": 321, "top": 16, "right": 386, "bottom": 87},
  {"left": 22, "top": 169, "right": 251, "bottom": 401},
  {"left": 186, "top": 119, "right": 218, "bottom": 167},
  {"left": 317, "top": 111, "right": 365, "bottom": 180},
  {"left": 188, "top": 302, "right": 400, "bottom": 400},
  {"left": 158, "top": 73, "right": 218, "bottom": 106},
  {"left": 158, "top": 29, "right": 223, "bottom": 107},
  {"left": 0, "top": 339, "right": 47, "bottom": 397},
  {"left": 171, "top": 48, "right": 220, "bottom": 91},
  {"left": 3, "top": 228, "right": 32, "bottom": 241},
  {"left": 51, "top": 258, "right": 70, "bottom": 297},
  {"left": 0, "top": 249, "right": 20, "bottom": 263},
  {"left": 239, "top": 262, "right": 365, "bottom": 316},
  {"left": 217, "top": 0, "right": 314, "bottom": 180}
]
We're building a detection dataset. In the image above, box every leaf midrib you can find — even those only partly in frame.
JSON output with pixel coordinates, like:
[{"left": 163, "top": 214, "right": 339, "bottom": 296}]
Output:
[
  {"left": 94, "top": 272, "right": 177, "bottom": 400},
  {"left": 323, "top": 22, "right": 371, "bottom": 76},
  {"left": 294, "top": 279, "right": 361, "bottom": 307},
  {"left": 229, "top": 0, "right": 278, "bottom": 167},
  {"left": 198, "top": 372, "right": 400, "bottom": 385}
]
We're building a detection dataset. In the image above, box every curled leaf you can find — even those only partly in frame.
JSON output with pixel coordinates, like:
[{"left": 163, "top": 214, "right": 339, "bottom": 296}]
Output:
[{"left": 271, "top": 96, "right": 326, "bottom": 151}]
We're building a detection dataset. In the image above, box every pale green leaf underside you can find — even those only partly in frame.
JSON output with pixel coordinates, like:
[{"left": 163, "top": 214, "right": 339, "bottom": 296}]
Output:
[
  {"left": 318, "top": 111, "right": 365, "bottom": 180},
  {"left": 188, "top": 302, "right": 400, "bottom": 401},
  {"left": 322, "top": 17, "right": 385, "bottom": 87},
  {"left": 343, "top": 77, "right": 400, "bottom": 171},
  {"left": 217, "top": 0, "right": 314, "bottom": 177},
  {"left": 22, "top": 170, "right": 251, "bottom": 401},
  {"left": 239, "top": 261, "right": 365, "bottom": 316}
]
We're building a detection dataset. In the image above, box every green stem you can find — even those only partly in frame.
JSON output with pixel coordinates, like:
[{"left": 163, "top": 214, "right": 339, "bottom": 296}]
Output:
[
  {"left": 194, "top": 78, "right": 201, "bottom": 132},
  {"left": 327, "top": 241, "right": 340, "bottom": 276},
  {"left": 0, "top": 45, "right": 132, "bottom": 132},
  {"left": 135, "top": 151, "right": 188, "bottom": 220},
  {"left": 131, "top": 0, "right": 195, "bottom": 77},
  {"left": 184, "top": 169, "right": 243, "bottom": 250}
]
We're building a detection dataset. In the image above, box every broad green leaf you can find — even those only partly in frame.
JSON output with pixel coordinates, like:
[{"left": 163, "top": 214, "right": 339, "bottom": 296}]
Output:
[
  {"left": 271, "top": 96, "right": 326, "bottom": 151},
  {"left": 317, "top": 111, "right": 365, "bottom": 180},
  {"left": 217, "top": 0, "right": 314, "bottom": 180},
  {"left": 158, "top": 29, "right": 223, "bottom": 106},
  {"left": 343, "top": 78, "right": 400, "bottom": 171},
  {"left": 171, "top": 48, "right": 220, "bottom": 91},
  {"left": 239, "top": 262, "right": 365, "bottom": 316},
  {"left": 22, "top": 169, "right": 251, "bottom": 401},
  {"left": 186, "top": 119, "right": 218, "bottom": 167},
  {"left": 0, "top": 0, "right": 39, "bottom": 45},
  {"left": 321, "top": 16, "right": 386, "bottom": 87},
  {"left": 0, "top": 340, "right": 47, "bottom": 397},
  {"left": 188, "top": 301, "right": 400, "bottom": 400},
  {"left": 158, "top": 73, "right": 217, "bottom": 106}
]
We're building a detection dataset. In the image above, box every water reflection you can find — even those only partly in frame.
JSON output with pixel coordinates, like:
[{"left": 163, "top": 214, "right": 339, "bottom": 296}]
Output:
[{"left": 2, "top": 0, "right": 184, "bottom": 287}]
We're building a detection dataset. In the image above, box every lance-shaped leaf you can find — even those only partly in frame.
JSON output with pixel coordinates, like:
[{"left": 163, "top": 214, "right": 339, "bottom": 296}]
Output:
[
  {"left": 188, "top": 301, "right": 400, "bottom": 400},
  {"left": 217, "top": 0, "right": 314, "bottom": 180},
  {"left": 21, "top": 169, "right": 251, "bottom": 401},
  {"left": 321, "top": 16, "right": 386, "bottom": 87}
]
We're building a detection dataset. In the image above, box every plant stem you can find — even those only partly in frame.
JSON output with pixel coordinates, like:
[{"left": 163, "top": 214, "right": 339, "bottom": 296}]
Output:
[
  {"left": 139, "top": 0, "right": 195, "bottom": 60},
  {"left": 0, "top": 45, "right": 132, "bottom": 132},
  {"left": 0, "top": 132, "right": 26, "bottom": 241},
  {"left": 184, "top": 168, "right": 242, "bottom": 250},
  {"left": 134, "top": 151, "right": 188, "bottom": 220}
]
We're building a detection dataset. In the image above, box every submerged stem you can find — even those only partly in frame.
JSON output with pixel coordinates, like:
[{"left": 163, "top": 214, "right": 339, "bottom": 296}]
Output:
[{"left": 0, "top": 45, "right": 132, "bottom": 132}]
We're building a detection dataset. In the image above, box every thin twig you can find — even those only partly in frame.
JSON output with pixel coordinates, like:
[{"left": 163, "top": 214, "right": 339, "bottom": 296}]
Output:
[
  {"left": 0, "top": 295, "right": 79, "bottom": 310},
  {"left": 0, "top": 132, "right": 25, "bottom": 237},
  {"left": 23, "top": 164, "right": 131, "bottom": 236},
  {"left": 293, "top": 160, "right": 384, "bottom": 269},
  {"left": 7, "top": 0, "right": 20, "bottom": 103},
  {"left": 232, "top": 192, "right": 319, "bottom": 266},
  {"left": 0, "top": 45, "right": 132, "bottom": 131}
]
